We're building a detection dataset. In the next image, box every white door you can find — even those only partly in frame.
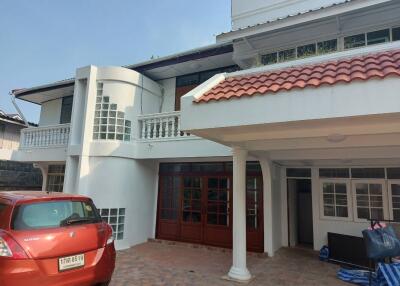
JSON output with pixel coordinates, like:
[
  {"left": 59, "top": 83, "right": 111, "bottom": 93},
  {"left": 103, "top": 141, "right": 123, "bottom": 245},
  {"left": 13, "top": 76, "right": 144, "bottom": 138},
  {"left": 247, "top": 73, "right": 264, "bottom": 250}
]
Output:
[
  {"left": 388, "top": 180, "right": 400, "bottom": 221},
  {"left": 352, "top": 180, "right": 388, "bottom": 222}
]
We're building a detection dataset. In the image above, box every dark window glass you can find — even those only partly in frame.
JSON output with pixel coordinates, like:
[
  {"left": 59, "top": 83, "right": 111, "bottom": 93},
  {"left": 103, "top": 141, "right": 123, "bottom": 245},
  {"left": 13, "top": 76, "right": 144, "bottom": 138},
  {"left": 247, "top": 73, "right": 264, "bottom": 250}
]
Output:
[
  {"left": 317, "top": 39, "right": 338, "bottom": 54},
  {"left": 351, "top": 168, "right": 385, "bottom": 179},
  {"left": 393, "top": 27, "right": 400, "bottom": 41},
  {"left": 12, "top": 200, "right": 101, "bottom": 230},
  {"left": 176, "top": 74, "right": 199, "bottom": 87},
  {"left": 319, "top": 168, "right": 350, "bottom": 178},
  {"left": 297, "top": 44, "right": 316, "bottom": 58},
  {"left": 60, "top": 96, "right": 73, "bottom": 124},
  {"left": 286, "top": 168, "right": 311, "bottom": 178},
  {"left": 367, "top": 29, "right": 390, "bottom": 46},
  {"left": 278, "top": 48, "right": 296, "bottom": 62},
  {"left": 192, "top": 163, "right": 225, "bottom": 173},
  {"left": 387, "top": 168, "right": 400, "bottom": 179},
  {"left": 344, "top": 33, "right": 366, "bottom": 49},
  {"left": 247, "top": 162, "right": 262, "bottom": 173},
  {"left": 176, "top": 66, "right": 239, "bottom": 88},
  {"left": 261, "top": 52, "right": 278, "bottom": 65}
]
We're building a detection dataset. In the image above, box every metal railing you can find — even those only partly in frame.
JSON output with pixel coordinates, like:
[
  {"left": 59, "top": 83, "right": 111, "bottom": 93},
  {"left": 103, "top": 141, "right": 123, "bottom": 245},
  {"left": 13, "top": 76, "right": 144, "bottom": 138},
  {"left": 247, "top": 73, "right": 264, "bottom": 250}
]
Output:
[{"left": 20, "top": 124, "right": 70, "bottom": 149}]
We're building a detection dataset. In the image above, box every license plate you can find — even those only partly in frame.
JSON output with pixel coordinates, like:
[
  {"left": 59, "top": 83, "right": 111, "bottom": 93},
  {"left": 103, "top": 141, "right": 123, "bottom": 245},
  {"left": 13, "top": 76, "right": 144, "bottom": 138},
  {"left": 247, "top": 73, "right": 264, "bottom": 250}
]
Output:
[{"left": 58, "top": 254, "right": 85, "bottom": 272}]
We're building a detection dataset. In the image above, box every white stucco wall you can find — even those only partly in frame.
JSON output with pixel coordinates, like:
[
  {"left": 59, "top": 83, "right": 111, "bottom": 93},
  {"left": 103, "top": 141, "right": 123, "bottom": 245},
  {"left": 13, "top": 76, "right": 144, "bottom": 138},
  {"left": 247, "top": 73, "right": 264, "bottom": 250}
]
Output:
[
  {"left": 39, "top": 98, "right": 62, "bottom": 126},
  {"left": 80, "top": 156, "right": 158, "bottom": 250}
]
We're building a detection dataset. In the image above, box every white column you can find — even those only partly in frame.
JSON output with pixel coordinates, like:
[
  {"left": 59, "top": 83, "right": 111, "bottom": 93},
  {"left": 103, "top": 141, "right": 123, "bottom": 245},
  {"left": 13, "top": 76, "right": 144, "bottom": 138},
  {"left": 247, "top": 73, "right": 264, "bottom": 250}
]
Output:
[
  {"left": 228, "top": 147, "right": 252, "bottom": 281},
  {"left": 34, "top": 163, "right": 48, "bottom": 192}
]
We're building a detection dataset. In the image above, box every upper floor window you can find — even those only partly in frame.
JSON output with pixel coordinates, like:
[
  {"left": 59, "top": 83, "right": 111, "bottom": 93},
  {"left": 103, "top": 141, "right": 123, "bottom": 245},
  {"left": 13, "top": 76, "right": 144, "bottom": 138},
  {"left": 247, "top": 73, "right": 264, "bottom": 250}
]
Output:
[
  {"left": 60, "top": 96, "right": 73, "bottom": 124},
  {"left": 261, "top": 39, "right": 338, "bottom": 65},
  {"left": 261, "top": 25, "right": 399, "bottom": 67},
  {"left": 392, "top": 27, "right": 400, "bottom": 41},
  {"left": 175, "top": 66, "right": 239, "bottom": 110}
]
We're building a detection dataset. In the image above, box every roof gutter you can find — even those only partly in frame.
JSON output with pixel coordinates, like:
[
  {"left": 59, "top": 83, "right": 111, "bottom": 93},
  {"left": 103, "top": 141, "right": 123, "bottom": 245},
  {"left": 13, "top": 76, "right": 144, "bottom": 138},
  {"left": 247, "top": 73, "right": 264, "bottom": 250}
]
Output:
[{"left": 10, "top": 91, "right": 29, "bottom": 127}]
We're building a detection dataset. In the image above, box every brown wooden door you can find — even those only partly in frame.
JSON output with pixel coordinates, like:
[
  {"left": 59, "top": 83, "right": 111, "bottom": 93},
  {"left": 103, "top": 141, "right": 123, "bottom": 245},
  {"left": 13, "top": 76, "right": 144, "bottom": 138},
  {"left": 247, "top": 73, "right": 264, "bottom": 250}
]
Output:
[
  {"left": 179, "top": 176, "right": 203, "bottom": 243},
  {"left": 156, "top": 164, "right": 264, "bottom": 252},
  {"left": 203, "top": 176, "right": 232, "bottom": 248}
]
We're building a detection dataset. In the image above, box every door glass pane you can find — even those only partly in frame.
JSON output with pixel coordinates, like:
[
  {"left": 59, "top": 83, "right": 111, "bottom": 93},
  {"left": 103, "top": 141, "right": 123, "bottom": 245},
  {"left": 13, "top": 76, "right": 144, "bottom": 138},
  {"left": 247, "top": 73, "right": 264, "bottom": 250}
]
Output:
[
  {"left": 207, "top": 177, "right": 230, "bottom": 226},
  {"left": 181, "top": 177, "right": 202, "bottom": 223},
  {"left": 246, "top": 177, "right": 261, "bottom": 229},
  {"left": 160, "top": 176, "right": 179, "bottom": 220}
]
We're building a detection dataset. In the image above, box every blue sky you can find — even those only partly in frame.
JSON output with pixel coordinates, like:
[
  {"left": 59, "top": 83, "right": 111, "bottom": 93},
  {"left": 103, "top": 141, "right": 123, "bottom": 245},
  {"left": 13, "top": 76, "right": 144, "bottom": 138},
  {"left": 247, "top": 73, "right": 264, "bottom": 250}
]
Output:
[{"left": 0, "top": 0, "right": 231, "bottom": 122}]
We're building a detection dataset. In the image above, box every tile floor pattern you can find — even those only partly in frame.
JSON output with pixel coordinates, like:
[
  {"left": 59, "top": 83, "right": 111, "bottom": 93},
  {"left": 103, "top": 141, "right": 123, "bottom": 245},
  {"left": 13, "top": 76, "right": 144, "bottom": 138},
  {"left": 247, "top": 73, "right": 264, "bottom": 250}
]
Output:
[{"left": 110, "top": 241, "right": 347, "bottom": 286}]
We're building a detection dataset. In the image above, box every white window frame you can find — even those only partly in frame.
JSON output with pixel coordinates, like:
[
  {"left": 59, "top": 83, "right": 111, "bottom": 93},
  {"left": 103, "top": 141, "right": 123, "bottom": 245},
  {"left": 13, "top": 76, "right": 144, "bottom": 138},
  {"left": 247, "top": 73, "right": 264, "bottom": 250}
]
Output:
[
  {"left": 319, "top": 179, "right": 352, "bottom": 221},
  {"left": 387, "top": 180, "right": 400, "bottom": 221},
  {"left": 351, "top": 179, "right": 389, "bottom": 223}
]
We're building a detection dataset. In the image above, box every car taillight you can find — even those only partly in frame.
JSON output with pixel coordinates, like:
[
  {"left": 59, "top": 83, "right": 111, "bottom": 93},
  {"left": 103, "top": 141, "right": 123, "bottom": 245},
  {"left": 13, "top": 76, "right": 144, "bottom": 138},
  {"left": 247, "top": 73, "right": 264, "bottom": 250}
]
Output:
[
  {"left": 0, "top": 233, "right": 28, "bottom": 259},
  {"left": 106, "top": 224, "right": 114, "bottom": 245}
]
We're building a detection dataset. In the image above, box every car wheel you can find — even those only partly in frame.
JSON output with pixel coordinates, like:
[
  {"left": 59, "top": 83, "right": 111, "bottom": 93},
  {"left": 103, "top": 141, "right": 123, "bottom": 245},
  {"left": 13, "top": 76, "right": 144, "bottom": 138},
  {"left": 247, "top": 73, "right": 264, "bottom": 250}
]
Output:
[{"left": 98, "top": 282, "right": 110, "bottom": 286}]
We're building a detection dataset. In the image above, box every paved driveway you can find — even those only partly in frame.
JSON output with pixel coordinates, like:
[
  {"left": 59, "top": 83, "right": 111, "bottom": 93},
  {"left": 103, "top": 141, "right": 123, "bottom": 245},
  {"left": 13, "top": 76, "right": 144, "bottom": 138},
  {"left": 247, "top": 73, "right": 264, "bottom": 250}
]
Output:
[{"left": 110, "top": 241, "right": 346, "bottom": 286}]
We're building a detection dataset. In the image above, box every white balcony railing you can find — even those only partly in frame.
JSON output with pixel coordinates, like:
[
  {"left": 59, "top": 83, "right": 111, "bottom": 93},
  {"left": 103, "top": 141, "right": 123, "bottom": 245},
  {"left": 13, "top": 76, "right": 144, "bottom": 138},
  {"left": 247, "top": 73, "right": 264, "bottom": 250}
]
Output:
[
  {"left": 138, "top": 111, "right": 192, "bottom": 141},
  {"left": 20, "top": 124, "right": 70, "bottom": 149}
]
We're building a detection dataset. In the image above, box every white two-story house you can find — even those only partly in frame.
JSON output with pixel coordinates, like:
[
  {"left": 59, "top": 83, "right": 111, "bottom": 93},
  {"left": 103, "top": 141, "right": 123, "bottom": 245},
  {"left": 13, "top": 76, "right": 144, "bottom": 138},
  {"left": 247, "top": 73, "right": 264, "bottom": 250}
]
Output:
[{"left": 10, "top": 0, "right": 400, "bottom": 281}]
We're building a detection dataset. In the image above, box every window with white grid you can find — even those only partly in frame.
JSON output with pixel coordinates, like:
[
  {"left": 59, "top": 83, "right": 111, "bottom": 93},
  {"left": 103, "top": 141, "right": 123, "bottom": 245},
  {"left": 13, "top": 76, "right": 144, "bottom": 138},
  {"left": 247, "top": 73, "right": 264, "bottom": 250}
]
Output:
[
  {"left": 320, "top": 180, "right": 351, "bottom": 220},
  {"left": 93, "top": 82, "right": 131, "bottom": 142},
  {"left": 352, "top": 181, "right": 386, "bottom": 222},
  {"left": 46, "top": 165, "right": 65, "bottom": 193},
  {"left": 99, "top": 208, "right": 125, "bottom": 240}
]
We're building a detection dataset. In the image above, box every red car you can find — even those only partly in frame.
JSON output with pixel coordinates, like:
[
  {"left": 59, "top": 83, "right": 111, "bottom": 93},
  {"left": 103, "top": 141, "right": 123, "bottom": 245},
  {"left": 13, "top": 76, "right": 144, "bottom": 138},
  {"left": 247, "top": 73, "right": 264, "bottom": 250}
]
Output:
[{"left": 0, "top": 191, "right": 116, "bottom": 286}]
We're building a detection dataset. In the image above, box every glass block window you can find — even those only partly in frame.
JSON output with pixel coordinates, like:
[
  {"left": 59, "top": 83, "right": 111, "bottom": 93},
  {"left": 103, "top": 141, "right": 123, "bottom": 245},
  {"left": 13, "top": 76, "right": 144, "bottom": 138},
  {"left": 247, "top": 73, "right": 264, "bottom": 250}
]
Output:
[
  {"left": 99, "top": 208, "right": 125, "bottom": 240},
  {"left": 47, "top": 165, "right": 65, "bottom": 193},
  {"left": 354, "top": 182, "right": 385, "bottom": 221},
  {"left": 93, "top": 82, "right": 131, "bottom": 142},
  {"left": 321, "top": 181, "right": 349, "bottom": 218}
]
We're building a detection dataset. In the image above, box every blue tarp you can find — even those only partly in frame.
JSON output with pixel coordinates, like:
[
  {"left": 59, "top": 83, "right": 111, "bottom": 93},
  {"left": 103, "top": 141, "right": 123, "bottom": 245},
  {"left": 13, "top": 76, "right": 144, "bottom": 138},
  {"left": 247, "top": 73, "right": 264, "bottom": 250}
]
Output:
[{"left": 337, "top": 263, "right": 400, "bottom": 286}]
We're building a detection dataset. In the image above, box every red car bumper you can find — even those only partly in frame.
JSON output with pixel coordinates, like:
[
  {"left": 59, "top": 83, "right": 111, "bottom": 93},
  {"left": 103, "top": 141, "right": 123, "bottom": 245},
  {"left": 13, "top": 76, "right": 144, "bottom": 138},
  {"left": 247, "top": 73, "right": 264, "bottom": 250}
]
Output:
[{"left": 0, "top": 244, "right": 116, "bottom": 286}]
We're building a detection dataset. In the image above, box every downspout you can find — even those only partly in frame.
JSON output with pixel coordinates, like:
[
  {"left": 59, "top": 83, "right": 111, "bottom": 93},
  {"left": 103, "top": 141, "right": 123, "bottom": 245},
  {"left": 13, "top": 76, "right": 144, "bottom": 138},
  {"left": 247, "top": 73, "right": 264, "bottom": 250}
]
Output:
[{"left": 10, "top": 91, "right": 29, "bottom": 127}]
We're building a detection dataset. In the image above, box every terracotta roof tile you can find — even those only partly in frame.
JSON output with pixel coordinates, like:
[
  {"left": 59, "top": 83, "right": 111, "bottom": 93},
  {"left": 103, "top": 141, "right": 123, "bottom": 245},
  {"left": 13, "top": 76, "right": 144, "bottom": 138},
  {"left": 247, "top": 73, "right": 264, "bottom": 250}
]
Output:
[{"left": 196, "top": 49, "right": 400, "bottom": 103}]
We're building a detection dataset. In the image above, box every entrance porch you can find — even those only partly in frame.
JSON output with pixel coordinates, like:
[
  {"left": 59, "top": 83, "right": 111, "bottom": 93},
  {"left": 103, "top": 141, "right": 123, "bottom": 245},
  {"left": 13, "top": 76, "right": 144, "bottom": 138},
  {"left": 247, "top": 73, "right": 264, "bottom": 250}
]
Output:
[{"left": 110, "top": 241, "right": 345, "bottom": 286}]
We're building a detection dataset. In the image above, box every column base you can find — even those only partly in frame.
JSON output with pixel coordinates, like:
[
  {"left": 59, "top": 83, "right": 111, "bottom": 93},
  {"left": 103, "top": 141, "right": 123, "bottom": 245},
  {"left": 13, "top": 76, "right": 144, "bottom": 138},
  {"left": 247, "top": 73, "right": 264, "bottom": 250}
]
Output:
[{"left": 226, "top": 266, "right": 252, "bottom": 282}]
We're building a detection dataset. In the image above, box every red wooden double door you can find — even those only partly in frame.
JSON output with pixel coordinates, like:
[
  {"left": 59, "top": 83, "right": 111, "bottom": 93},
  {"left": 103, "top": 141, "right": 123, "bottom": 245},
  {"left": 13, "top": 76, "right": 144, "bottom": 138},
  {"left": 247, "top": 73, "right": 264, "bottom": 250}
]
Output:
[{"left": 156, "top": 163, "right": 264, "bottom": 252}]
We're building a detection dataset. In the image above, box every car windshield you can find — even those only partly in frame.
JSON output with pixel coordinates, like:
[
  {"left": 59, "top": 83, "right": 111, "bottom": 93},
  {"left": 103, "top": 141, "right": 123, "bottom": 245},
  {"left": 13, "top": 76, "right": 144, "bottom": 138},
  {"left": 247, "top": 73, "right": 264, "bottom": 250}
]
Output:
[{"left": 12, "top": 200, "right": 102, "bottom": 230}]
